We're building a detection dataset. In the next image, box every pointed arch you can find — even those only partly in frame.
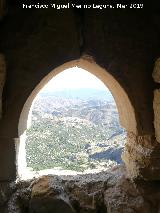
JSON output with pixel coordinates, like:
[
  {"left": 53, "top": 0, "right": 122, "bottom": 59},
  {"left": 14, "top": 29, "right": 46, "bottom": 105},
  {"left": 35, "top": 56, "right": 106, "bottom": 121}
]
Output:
[{"left": 18, "top": 58, "right": 137, "bottom": 137}]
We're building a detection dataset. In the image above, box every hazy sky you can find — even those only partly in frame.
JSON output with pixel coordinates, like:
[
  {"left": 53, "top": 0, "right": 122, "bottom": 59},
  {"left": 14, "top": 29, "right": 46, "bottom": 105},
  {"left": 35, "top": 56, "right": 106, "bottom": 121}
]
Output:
[{"left": 42, "top": 67, "right": 109, "bottom": 92}]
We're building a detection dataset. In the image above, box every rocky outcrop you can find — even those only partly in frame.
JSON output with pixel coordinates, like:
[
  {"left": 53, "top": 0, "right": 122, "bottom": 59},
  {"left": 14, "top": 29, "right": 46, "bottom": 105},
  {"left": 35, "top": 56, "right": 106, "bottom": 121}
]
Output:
[{"left": 2, "top": 166, "right": 160, "bottom": 213}]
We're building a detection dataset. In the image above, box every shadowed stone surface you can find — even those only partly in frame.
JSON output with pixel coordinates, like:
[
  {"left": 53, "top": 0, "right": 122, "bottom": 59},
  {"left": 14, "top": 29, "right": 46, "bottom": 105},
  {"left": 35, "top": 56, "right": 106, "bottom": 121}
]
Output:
[
  {"left": 153, "top": 89, "right": 160, "bottom": 143},
  {"left": 0, "top": 2, "right": 160, "bottom": 212},
  {"left": 0, "top": 1, "right": 159, "bottom": 182},
  {"left": 3, "top": 166, "right": 160, "bottom": 213},
  {"left": 0, "top": 54, "right": 5, "bottom": 118},
  {"left": 122, "top": 133, "right": 160, "bottom": 180},
  {"left": 153, "top": 58, "right": 160, "bottom": 83}
]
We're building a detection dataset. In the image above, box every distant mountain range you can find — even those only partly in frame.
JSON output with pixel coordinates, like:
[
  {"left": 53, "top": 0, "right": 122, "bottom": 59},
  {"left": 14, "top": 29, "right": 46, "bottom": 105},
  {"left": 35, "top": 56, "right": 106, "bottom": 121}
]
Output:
[{"left": 39, "top": 88, "right": 114, "bottom": 102}]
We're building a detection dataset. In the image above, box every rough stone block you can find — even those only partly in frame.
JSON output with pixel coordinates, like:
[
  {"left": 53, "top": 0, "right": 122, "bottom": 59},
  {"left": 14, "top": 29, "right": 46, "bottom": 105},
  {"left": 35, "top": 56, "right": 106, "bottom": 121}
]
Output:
[
  {"left": 153, "top": 58, "right": 160, "bottom": 83},
  {"left": 0, "top": 182, "right": 12, "bottom": 207},
  {"left": 30, "top": 177, "right": 75, "bottom": 213},
  {"left": 122, "top": 132, "right": 160, "bottom": 180},
  {"left": 153, "top": 89, "right": 160, "bottom": 143},
  {"left": 0, "top": 137, "right": 16, "bottom": 181},
  {"left": 104, "top": 176, "right": 153, "bottom": 213},
  {"left": 6, "top": 167, "right": 160, "bottom": 213}
]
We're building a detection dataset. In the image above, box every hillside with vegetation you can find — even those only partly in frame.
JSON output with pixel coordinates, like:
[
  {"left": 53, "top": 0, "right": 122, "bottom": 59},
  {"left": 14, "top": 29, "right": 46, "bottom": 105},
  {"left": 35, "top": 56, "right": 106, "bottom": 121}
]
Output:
[{"left": 26, "top": 89, "right": 126, "bottom": 173}]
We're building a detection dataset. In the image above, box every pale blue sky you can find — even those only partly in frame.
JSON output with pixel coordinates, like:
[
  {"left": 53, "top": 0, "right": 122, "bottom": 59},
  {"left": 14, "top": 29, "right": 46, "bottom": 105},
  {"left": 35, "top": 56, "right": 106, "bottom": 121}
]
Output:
[{"left": 42, "top": 67, "right": 109, "bottom": 92}]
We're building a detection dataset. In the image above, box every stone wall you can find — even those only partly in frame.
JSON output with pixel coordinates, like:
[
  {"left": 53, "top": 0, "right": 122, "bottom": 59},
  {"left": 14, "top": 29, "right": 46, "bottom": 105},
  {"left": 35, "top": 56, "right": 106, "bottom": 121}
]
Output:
[
  {"left": 0, "top": 5, "right": 158, "bottom": 138},
  {"left": 0, "top": 2, "right": 160, "bottom": 211},
  {"left": 0, "top": 54, "right": 5, "bottom": 118},
  {"left": 0, "top": 0, "right": 160, "bottom": 213},
  {"left": 0, "top": 0, "right": 6, "bottom": 20},
  {"left": 153, "top": 58, "right": 160, "bottom": 143}
]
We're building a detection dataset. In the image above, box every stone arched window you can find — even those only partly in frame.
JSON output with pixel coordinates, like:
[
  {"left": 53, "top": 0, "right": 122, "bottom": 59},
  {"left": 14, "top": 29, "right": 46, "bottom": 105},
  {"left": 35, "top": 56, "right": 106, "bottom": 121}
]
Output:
[{"left": 17, "top": 58, "right": 137, "bottom": 178}]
